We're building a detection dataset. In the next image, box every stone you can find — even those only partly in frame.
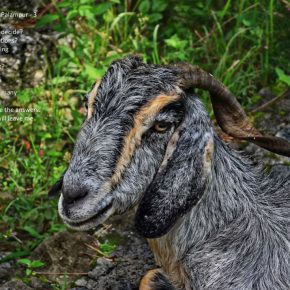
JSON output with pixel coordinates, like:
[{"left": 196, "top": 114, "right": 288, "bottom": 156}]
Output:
[
  {"left": 69, "top": 211, "right": 155, "bottom": 290},
  {"left": 74, "top": 278, "right": 88, "bottom": 287},
  {"left": 0, "top": 253, "right": 14, "bottom": 283},
  {"left": 0, "top": 280, "right": 33, "bottom": 290},
  {"left": 0, "top": 1, "right": 47, "bottom": 13},
  {"left": 0, "top": 22, "right": 56, "bottom": 104},
  {"left": 25, "top": 210, "right": 155, "bottom": 289},
  {"left": 29, "top": 276, "right": 51, "bottom": 290},
  {"left": 29, "top": 231, "right": 97, "bottom": 284},
  {"left": 243, "top": 123, "right": 290, "bottom": 165}
]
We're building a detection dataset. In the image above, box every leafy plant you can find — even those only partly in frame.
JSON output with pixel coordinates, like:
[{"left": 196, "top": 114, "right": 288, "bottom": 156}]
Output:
[
  {"left": 18, "top": 258, "right": 45, "bottom": 277},
  {"left": 99, "top": 241, "right": 117, "bottom": 256},
  {"left": 275, "top": 68, "right": 290, "bottom": 87}
]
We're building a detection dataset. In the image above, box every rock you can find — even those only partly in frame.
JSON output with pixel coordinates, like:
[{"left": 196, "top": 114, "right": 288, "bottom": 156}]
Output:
[
  {"left": 251, "top": 88, "right": 290, "bottom": 136},
  {"left": 29, "top": 276, "right": 51, "bottom": 290},
  {"left": 0, "top": 0, "right": 56, "bottom": 103},
  {"left": 74, "top": 278, "right": 88, "bottom": 287},
  {"left": 219, "top": 87, "right": 290, "bottom": 166},
  {"left": 258, "top": 87, "right": 276, "bottom": 101},
  {"left": 0, "top": 0, "right": 47, "bottom": 13},
  {"left": 0, "top": 253, "right": 14, "bottom": 283},
  {"left": 87, "top": 257, "right": 114, "bottom": 279},
  {"left": 243, "top": 124, "right": 290, "bottom": 165},
  {"left": 30, "top": 231, "right": 97, "bottom": 284},
  {"left": 0, "top": 280, "right": 33, "bottom": 290},
  {"left": 0, "top": 211, "right": 155, "bottom": 289},
  {"left": 70, "top": 211, "right": 155, "bottom": 290},
  {"left": 0, "top": 24, "right": 56, "bottom": 103}
]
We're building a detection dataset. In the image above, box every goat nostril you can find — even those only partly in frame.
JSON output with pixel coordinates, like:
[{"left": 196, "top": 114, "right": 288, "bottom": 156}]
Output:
[
  {"left": 62, "top": 188, "right": 88, "bottom": 204},
  {"left": 63, "top": 195, "right": 75, "bottom": 205}
]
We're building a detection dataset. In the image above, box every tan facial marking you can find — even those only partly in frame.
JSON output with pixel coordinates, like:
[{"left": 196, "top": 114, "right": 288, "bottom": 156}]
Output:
[
  {"left": 203, "top": 137, "right": 214, "bottom": 174},
  {"left": 111, "top": 94, "right": 180, "bottom": 186},
  {"left": 139, "top": 268, "right": 162, "bottom": 290},
  {"left": 87, "top": 81, "right": 100, "bottom": 120},
  {"left": 158, "top": 123, "right": 184, "bottom": 173},
  {"left": 148, "top": 239, "right": 189, "bottom": 290}
]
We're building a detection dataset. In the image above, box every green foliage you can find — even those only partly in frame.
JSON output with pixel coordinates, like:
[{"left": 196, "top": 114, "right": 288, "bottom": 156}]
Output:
[
  {"left": 99, "top": 241, "right": 117, "bottom": 256},
  {"left": 18, "top": 258, "right": 45, "bottom": 277},
  {"left": 275, "top": 68, "right": 290, "bottom": 86},
  {"left": 34, "top": 0, "right": 289, "bottom": 102}
]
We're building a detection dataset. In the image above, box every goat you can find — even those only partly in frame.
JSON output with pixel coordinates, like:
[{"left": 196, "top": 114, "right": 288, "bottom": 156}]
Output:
[{"left": 49, "top": 56, "right": 290, "bottom": 290}]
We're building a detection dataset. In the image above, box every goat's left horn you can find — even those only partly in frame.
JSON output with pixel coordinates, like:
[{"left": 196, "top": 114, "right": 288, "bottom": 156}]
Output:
[{"left": 172, "top": 62, "right": 290, "bottom": 157}]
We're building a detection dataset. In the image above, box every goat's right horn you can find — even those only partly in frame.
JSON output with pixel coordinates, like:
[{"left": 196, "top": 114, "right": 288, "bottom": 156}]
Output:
[{"left": 172, "top": 63, "right": 290, "bottom": 157}]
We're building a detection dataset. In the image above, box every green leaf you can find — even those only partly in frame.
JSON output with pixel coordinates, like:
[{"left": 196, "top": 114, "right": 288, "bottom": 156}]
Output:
[
  {"left": 275, "top": 68, "right": 290, "bottom": 86},
  {"left": 57, "top": 0, "right": 72, "bottom": 8},
  {"left": 94, "top": 3, "right": 112, "bottom": 15},
  {"left": 60, "top": 45, "right": 76, "bottom": 58},
  {"left": 152, "top": 0, "right": 168, "bottom": 12},
  {"left": 110, "top": 12, "right": 134, "bottom": 30},
  {"left": 79, "top": 5, "right": 95, "bottom": 20},
  {"left": 80, "top": 0, "right": 94, "bottom": 4},
  {"left": 164, "top": 34, "right": 188, "bottom": 49},
  {"left": 17, "top": 91, "right": 31, "bottom": 104},
  {"left": 67, "top": 10, "right": 79, "bottom": 20},
  {"left": 99, "top": 242, "right": 117, "bottom": 255},
  {"left": 50, "top": 76, "right": 74, "bottom": 85},
  {"left": 30, "top": 260, "right": 45, "bottom": 268},
  {"left": 18, "top": 258, "right": 31, "bottom": 266},
  {"left": 36, "top": 14, "right": 59, "bottom": 28},
  {"left": 242, "top": 18, "right": 252, "bottom": 27},
  {"left": 39, "top": 132, "right": 52, "bottom": 140},
  {"left": 44, "top": 209, "right": 53, "bottom": 220},
  {"left": 26, "top": 268, "right": 33, "bottom": 276},
  {"left": 46, "top": 151, "right": 63, "bottom": 157},
  {"left": 23, "top": 226, "right": 42, "bottom": 239},
  {"left": 0, "top": 251, "right": 30, "bottom": 264},
  {"left": 84, "top": 64, "right": 105, "bottom": 80},
  {"left": 139, "top": 0, "right": 150, "bottom": 13},
  {"left": 148, "top": 13, "right": 162, "bottom": 23}
]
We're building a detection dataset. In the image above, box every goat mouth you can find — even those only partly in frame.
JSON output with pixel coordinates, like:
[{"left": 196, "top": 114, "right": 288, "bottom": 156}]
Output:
[{"left": 62, "top": 202, "right": 114, "bottom": 231}]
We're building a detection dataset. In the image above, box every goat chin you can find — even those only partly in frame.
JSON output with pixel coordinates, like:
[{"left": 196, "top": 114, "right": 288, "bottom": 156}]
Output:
[
  {"left": 62, "top": 207, "right": 115, "bottom": 231},
  {"left": 58, "top": 195, "right": 115, "bottom": 231}
]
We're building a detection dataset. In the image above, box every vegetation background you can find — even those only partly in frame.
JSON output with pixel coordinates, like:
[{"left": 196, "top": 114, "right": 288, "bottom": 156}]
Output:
[{"left": 0, "top": 0, "right": 289, "bottom": 288}]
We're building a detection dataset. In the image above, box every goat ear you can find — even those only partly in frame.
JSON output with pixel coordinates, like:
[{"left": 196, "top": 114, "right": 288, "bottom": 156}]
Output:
[
  {"left": 135, "top": 99, "right": 214, "bottom": 238},
  {"left": 48, "top": 171, "right": 66, "bottom": 199}
]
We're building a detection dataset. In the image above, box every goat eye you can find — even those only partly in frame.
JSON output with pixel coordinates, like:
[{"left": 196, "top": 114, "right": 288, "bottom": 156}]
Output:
[{"left": 153, "top": 121, "right": 172, "bottom": 133}]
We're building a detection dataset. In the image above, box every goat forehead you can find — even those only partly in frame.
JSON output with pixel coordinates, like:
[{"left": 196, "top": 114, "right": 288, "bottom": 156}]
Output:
[
  {"left": 75, "top": 66, "right": 180, "bottom": 155},
  {"left": 90, "top": 67, "right": 178, "bottom": 117},
  {"left": 78, "top": 117, "right": 127, "bottom": 149}
]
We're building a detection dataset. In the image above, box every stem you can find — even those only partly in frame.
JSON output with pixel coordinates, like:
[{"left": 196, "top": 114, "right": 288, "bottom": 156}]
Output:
[{"left": 35, "top": 272, "right": 88, "bottom": 275}]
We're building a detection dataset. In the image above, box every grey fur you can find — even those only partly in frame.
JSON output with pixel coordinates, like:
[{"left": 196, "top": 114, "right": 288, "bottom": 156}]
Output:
[{"left": 55, "top": 56, "right": 290, "bottom": 290}]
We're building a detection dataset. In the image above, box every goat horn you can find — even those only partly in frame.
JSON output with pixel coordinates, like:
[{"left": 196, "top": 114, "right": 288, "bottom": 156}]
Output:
[{"left": 172, "top": 63, "right": 290, "bottom": 157}]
